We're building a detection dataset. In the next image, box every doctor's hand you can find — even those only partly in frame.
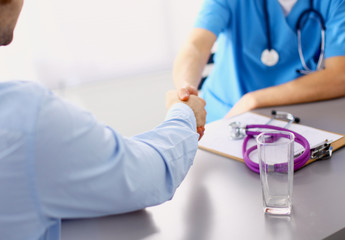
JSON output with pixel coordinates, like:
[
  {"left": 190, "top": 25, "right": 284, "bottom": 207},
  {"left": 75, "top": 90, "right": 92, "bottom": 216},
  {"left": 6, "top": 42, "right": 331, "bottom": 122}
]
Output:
[
  {"left": 224, "top": 93, "right": 257, "bottom": 118},
  {"left": 166, "top": 90, "right": 206, "bottom": 140},
  {"left": 177, "top": 84, "right": 198, "bottom": 101}
]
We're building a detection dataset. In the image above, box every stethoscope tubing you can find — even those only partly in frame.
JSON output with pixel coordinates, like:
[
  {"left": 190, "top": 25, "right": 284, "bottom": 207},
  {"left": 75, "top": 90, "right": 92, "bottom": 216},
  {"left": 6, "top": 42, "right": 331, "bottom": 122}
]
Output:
[
  {"left": 262, "top": 0, "right": 325, "bottom": 71},
  {"left": 242, "top": 124, "right": 311, "bottom": 174},
  {"left": 296, "top": 8, "right": 326, "bottom": 73}
]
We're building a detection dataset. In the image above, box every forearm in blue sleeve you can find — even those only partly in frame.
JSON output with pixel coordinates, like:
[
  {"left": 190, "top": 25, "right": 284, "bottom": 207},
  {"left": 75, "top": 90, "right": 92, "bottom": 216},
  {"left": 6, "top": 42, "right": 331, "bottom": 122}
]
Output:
[{"left": 34, "top": 94, "right": 199, "bottom": 219}]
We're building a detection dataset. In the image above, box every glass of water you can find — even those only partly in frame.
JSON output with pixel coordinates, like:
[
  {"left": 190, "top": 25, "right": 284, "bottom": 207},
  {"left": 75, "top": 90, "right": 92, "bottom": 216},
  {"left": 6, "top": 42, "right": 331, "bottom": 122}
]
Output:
[{"left": 257, "top": 130, "right": 295, "bottom": 215}]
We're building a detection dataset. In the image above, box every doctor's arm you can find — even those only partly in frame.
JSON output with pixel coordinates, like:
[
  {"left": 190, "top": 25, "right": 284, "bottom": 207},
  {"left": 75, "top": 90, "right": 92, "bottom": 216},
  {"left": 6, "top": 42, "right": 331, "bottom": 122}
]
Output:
[
  {"left": 226, "top": 56, "right": 345, "bottom": 118},
  {"left": 173, "top": 28, "right": 217, "bottom": 100}
]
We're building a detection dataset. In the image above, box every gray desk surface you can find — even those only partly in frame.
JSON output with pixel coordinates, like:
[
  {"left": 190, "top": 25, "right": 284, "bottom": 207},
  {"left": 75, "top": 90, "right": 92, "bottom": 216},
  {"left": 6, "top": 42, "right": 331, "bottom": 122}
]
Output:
[{"left": 61, "top": 98, "right": 345, "bottom": 240}]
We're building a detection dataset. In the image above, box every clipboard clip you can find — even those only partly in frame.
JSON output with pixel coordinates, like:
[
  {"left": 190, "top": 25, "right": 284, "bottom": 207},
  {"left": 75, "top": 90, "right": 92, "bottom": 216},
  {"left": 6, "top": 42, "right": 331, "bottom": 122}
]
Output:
[
  {"left": 310, "top": 139, "right": 333, "bottom": 160},
  {"left": 294, "top": 139, "right": 333, "bottom": 161}
]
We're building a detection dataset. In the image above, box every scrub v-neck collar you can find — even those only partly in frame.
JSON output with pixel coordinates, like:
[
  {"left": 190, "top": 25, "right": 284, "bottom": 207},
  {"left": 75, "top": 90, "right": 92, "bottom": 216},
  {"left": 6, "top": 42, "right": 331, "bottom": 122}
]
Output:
[{"left": 269, "top": 0, "right": 310, "bottom": 34}]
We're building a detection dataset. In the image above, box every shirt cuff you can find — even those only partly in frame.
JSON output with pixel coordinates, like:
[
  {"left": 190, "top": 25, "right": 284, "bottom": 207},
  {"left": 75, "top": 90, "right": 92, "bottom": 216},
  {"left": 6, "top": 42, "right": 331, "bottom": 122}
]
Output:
[{"left": 165, "top": 103, "right": 197, "bottom": 132}]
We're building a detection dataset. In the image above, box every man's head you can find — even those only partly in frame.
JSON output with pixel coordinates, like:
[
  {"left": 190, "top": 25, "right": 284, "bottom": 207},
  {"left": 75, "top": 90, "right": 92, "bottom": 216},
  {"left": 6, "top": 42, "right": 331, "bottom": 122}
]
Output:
[{"left": 0, "top": 0, "right": 23, "bottom": 46}]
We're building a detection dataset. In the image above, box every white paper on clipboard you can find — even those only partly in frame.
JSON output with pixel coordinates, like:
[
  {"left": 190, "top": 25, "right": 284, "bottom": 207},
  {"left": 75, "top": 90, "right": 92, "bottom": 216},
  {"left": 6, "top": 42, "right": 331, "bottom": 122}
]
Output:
[{"left": 198, "top": 112, "right": 344, "bottom": 163}]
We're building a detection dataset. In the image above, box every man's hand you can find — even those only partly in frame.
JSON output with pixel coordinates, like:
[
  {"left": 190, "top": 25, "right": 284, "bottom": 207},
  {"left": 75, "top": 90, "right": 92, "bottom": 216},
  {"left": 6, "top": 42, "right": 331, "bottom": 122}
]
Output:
[{"left": 166, "top": 90, "right": 206, "bottom": 140}]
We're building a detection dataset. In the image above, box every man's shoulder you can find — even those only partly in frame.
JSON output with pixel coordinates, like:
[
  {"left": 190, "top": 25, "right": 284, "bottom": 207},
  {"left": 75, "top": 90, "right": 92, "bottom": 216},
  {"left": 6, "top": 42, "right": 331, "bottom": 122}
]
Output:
[
  {"left": 0, "top": 80, "right": 49, "bottom": 96},
  {"left": 0, "top": 80, "right": 52, "bottom": 107},
  {"left": 0, "top": 81, "right": 51, "bottom": 131}
]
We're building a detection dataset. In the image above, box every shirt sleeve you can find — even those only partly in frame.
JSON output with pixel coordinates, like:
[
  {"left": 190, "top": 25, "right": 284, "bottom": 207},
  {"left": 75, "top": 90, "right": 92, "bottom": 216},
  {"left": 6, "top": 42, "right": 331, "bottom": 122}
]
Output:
[
  {"left": 33, "top": 91, "right": 199, "bottom": 219},
  {"left": 325, "top": 0, "right": 345, "bottom": 58},
  {"left": 194, "top": 0, "right": 231, "bottom": 36}
]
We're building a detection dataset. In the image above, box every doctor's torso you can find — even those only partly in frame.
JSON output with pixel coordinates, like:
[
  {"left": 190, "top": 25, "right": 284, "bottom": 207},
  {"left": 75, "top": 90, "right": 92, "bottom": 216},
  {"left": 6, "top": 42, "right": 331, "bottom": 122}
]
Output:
[{"left": 197, "top": 0, "right": 343, "bottom": 122}]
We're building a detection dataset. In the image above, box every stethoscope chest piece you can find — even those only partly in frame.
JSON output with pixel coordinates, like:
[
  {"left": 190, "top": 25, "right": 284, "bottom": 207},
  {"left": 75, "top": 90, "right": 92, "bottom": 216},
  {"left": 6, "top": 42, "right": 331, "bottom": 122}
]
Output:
[
  {"left": 261, "top": 49, "right": 279, "bottom": 66},
  {"left": 229, "top": 121, "right": 246, "bottom": 140}
]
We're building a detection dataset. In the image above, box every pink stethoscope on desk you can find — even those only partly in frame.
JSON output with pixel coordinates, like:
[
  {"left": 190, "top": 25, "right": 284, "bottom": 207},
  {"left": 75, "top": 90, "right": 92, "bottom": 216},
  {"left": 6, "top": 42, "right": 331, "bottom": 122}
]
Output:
[{"left": 229, "top": 111, "right": 332, "bottom": 174}]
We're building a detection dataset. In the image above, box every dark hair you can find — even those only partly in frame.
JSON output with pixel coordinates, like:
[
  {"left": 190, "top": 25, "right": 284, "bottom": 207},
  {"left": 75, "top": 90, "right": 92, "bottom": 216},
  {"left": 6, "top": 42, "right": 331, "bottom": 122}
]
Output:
[{"left": 0, "top": 0, "right": 11, "bottom": 4}]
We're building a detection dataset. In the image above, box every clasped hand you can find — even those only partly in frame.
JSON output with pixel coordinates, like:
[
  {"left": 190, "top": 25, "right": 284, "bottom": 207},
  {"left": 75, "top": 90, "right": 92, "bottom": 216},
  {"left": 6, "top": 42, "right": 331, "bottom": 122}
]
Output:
[{"left": 166, "top": 88, "right": 206, "bottom": 140}]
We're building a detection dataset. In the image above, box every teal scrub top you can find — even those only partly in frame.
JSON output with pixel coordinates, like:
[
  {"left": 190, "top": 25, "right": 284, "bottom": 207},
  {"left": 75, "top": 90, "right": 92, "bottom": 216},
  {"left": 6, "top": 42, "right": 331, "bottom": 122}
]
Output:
[{"left": 195, "top": 0, "right": 345, "bottom": 122}]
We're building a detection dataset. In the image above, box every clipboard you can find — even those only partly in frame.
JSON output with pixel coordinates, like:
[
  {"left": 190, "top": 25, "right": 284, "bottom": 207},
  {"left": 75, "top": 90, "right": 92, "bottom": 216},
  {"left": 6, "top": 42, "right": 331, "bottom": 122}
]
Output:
[{"left": 198, "top": 112, "right": 345, "bottom": 167}]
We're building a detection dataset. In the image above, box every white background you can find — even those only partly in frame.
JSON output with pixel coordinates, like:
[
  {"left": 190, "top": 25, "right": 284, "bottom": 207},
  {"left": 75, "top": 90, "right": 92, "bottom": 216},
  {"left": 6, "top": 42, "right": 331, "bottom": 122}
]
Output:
[{"left": 0, "top": 0, "right": 203, "bottom": 89}]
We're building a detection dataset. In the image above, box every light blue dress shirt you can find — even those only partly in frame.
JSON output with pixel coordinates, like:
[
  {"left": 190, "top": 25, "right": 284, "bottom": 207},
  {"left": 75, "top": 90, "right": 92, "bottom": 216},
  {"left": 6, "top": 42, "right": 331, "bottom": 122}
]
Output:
[
  {"left": 195, "top": 0, "right": 345, "bottom": 122},
  {"left": 0, "top": 81, "right": 199, "bottom": 240}
]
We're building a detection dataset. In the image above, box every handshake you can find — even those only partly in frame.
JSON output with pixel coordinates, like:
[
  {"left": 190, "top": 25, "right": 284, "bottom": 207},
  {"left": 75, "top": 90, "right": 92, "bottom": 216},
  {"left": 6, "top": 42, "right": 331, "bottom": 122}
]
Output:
[{"left": 166, "top": 86, "right": 206, "bottom": 139}]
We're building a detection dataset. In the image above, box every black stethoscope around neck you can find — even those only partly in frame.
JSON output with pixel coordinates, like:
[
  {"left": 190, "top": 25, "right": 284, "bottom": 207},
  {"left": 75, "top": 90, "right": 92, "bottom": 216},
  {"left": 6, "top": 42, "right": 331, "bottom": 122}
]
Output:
[{"left": 261, "top": 0, "right": 326, "bottom": 74}]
